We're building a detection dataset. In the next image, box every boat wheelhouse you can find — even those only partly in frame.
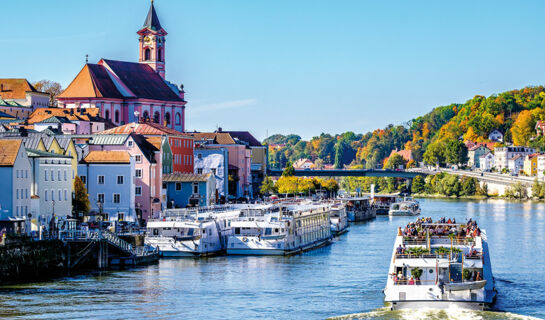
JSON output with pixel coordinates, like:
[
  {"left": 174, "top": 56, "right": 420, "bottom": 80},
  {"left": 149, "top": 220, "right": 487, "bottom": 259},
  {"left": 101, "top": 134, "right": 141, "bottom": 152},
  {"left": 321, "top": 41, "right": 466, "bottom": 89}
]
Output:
[
  {"left": 389, "top": 198, "right": 421, "bottom": 216},
  {"left": 145, "top": 207, "right": 240, "bottom": 257},
  {"left": 330, "top": 202, "right": 349, "bottom": 236},
  {"left": 372, "top": 194, "right": 399, "bottom": 215},
  {"left": 342, "top": 197, "right": 376, "bottom": 222},
  {"left": 227, "top": 203, "right": 332, "bottom": 255},
  {"left": 383, "top": 219, "right": 496, "bottom": 310}
]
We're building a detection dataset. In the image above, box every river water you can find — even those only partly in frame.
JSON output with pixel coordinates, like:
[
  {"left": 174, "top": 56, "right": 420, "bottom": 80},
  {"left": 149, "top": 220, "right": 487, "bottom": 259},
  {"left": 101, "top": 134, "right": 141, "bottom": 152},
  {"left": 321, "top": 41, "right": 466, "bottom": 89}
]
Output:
[{"left": 0, "top": 199, "right": 544, "bottom": 320}]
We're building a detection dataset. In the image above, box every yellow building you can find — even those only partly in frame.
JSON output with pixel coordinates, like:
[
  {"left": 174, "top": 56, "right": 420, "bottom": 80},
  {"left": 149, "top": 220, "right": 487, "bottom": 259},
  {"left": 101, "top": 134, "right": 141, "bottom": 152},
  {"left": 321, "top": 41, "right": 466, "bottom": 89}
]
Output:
[
  {"left": 44, "top": 136, "right": 78, "bottom": 188},
  {"left": 523, "top": 154, "right": 538, "bottom": 176}
]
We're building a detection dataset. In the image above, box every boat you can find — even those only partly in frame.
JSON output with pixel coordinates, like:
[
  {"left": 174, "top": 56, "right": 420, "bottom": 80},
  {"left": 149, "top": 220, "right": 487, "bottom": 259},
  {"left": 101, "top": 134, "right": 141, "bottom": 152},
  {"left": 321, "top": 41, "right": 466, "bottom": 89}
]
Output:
[
  {"left": 388, "top": 198, "right": 421, "bottom": 216},
  {"left": 372, "top": 194, "right": 399, "bottom": 215},
  {"left": 226, "top": 203, "right": 333, "bottom": 255},
  {"left": 144, "top": 207, "right": 240, "bottom": 257},
  {"left": 330, "top": 202, "right": 349, "bottom": 236},
  {"left": 383, "top": 219, "right": 497, "bottom": 310},
  {"left": 342, "top": 197, "right": 376, "bottom": 222}
]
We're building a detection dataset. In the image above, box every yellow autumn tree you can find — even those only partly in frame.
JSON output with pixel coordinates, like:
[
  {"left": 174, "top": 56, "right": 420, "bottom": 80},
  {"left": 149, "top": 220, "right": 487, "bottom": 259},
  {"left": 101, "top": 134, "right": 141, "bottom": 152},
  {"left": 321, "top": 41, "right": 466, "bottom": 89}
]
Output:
[
  {"left": 511, "top": 110, "right": 534, "bottom": 146},
  {"left": 463, "top": 127, "right": 479, "bottom": 142}
]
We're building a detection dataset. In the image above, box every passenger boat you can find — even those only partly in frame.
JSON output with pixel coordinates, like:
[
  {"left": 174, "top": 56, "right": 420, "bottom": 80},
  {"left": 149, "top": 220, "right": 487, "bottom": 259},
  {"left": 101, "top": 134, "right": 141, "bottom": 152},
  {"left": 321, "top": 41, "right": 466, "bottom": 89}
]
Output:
[
  {"left": 227, "top": 203, "right": 332, "bottom": 255},
  {"left": 330, "top": 202, "right": 349, "bottom": 236},
  {"left": 383, "top": 219, "right": 497, "bottom": 310},
  {"left": 342, "top": 197, "right": 376, "bottom": 222},
  {"left": 372, "top": 194, "right": 398, "bottom": 215},
  {"left": 388, "top": 197, "right": 421, "bottom": 216},
  {"left": 145, "top": 207, "right": 240, "bottom": 257}
]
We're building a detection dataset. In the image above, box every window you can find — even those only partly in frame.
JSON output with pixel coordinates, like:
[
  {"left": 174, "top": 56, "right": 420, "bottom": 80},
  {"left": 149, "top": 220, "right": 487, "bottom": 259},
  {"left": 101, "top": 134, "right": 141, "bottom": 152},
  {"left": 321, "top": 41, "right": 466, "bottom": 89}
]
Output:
[
  {"left": 197, "top": 168, "right": 203, "bottom": 174},
  {"left": 165, "top": 112, "right": 170, "bottom": 126},
  {"left": 158, "top": 48, "right": 163, "bottom": 62},
  {"left": 25, "top": 189, "right": 28, "bottom": 199},
  {"left": 128, "top": 140, "right": 134, "bottom": 147},
  {"left": 64, "top": 190, "right": 68, "bottom": 201},
  {"left": 144, "top": 48, "right": 151, "bottom": 61},
  {"left": 45, "top": 170, "right": 48, "bottom": 181},
  {"left": 51, "top": 170, "right": 55, "bottom": 181},
  {"left": 45, "top": 190, "right": 48, "bottom": 201},
  {"left": 135, "top": 186, "right": 142, "bottom": 196},
  {"left": 135, "top": 155, "right": 142, "bottom": 163},
  {"left": 58, "top": 190, "right": 62, "bottom": 201},
  {"left": 64, "top": 170, "right": 67, "bottom": 181},
  {"left": 113, "top": 194, "right": 120, "bottom": 203},
  {"left": 118, "top": 212, "right": 125, "bottom": 221},
  {"left": 153, "top": 111, "right": 160, "bottom": 124},
  {"left": 198, "top": 153, "right": 202, "bottom": 159},
  {"left": 51, "top": 190, "right": 54, "bottom": 202},
  {"left": 98, "top": 175, "right": 105, "bottom": 184},
  {"left": 58, "top": 170, "right": 61, "bottom": 181},
  {"left": 81, "top": 176, "right": 86, "bottom": 184},
  {"left": 211, "top": 168, "right": 216, "bottom": 175},
  {"left": 115, "top": 110, "right": 119, "bottom": 123},
  {"left": 25, "top": 170, "right": 28, "bottom": 178},
  {"left": 175, "top": 183, "right": 182, "bottom": 191},
  {"left": 16, "top": 170, "right": 19, "bottom": 178},
  {"left": 136, "top": 169, "right": 142, "bottom": 178},
  {"left": 105, "top": 109, "right": 110, "bottom": 119},
  {"left": 143, "top": 110, "right": 149, "bottom": 121},
  {"left": 16, "top": 189, "right": 19, "bottom": 199},
  {"left": 193, "top": 182, "right": 199, "bottom": 194},
  {"left": 175, "top": 113, "right": 181, "bottom": 125},
  {"left": 97, "top": 193, "right": 104, "bottom": 203},
  {"left": 117, "top": 176, "right": 124, "bottom": 184}
]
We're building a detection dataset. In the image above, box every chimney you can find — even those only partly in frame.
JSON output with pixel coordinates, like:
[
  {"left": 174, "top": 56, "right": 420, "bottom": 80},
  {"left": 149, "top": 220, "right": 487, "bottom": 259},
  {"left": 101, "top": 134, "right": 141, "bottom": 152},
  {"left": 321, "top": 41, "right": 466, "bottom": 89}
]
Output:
[{"left": 218, "top": 127, "right": 222, "bottom": 132}]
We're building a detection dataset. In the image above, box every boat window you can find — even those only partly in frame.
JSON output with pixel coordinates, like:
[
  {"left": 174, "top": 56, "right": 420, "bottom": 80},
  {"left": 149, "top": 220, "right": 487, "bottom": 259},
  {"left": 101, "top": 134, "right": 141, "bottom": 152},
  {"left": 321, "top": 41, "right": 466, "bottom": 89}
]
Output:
[
  {"left": 235, "top": 227, "right": 240, "bottom": 235},
  {"left": 187, "top": 228, "right": 194, "bottom": 236},
  {"left": 265, "top": 228, "right": 272, "bottom": 235},
  {"left": 274, "top": 228, "right": 279, "bottom": 233},
  {"left": 153, "top": 229, "right": 158, "bottom": 235},
  {"left": 208, "top": 229, "right": 212, "bottom": 235}
]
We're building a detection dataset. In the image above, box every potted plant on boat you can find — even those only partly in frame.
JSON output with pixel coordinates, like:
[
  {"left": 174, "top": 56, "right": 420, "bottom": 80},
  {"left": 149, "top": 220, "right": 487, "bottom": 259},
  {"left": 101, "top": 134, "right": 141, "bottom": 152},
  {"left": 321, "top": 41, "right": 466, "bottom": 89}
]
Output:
[{"left": 411, "top": 267, "right": 423, "bottom": 285}]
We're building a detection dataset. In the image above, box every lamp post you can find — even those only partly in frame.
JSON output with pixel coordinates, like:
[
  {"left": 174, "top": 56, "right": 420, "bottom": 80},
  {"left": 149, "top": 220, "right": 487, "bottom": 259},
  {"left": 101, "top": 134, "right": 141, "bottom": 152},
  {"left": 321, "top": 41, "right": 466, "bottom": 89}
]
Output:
[{"left": 96, "top": 199, "right": 103, "bottom": 233}]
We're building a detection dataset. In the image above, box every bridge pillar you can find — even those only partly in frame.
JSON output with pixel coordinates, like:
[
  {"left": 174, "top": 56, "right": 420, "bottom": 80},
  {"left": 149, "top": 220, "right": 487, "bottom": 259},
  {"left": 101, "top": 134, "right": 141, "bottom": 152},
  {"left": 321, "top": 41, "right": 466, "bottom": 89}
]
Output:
[
  {"left": 98, "top": 241, "right": 109, "bottom": 269},
  {"left": 406, "top": 178, "right": 412, "bottom": 193}
]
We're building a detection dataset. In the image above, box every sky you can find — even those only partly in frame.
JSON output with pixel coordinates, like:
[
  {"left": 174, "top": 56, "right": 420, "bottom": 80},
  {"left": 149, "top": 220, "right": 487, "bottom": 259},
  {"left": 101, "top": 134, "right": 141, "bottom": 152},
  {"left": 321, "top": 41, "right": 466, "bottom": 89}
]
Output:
[{"left": 3, "top": 0, "right": 545, "bottom": 141}]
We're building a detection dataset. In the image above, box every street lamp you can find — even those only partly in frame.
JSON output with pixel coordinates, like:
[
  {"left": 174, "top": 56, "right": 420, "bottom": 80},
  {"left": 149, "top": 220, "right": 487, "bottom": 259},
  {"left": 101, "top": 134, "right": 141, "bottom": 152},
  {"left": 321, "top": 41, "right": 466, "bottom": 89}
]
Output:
[{"left": 96, "top": 199, "right": 103, "bottom": 232}]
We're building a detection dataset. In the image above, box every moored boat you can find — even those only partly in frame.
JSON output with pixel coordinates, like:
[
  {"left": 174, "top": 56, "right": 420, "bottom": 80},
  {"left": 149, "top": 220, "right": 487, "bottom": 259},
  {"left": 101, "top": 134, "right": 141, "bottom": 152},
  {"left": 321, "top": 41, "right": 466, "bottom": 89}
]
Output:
[
  {"left": 330, "top": 202, "right": 349, "bottom": 236},
  {"left": 388, "top": 197, "right": 421, "bottom": 216},
  {"left": 342, "top": 197, "right": 376, "bottom": 222}
]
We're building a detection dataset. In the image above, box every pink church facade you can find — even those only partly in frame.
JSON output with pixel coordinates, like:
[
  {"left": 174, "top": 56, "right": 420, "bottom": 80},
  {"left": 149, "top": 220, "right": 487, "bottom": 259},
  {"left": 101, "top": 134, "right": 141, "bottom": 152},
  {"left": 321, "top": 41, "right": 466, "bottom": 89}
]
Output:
[{"left": 57, "top": 2, "right": 187, "bottom": 132}]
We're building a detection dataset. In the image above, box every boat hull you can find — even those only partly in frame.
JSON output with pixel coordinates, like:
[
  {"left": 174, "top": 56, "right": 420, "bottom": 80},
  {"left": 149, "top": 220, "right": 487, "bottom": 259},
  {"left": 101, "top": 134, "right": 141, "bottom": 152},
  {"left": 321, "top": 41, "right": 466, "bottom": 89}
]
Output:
[
  {"left": 389, "top": 300, "right": 488, "bottom": 311},
  {"left": 227, "top": 238, "right": 332, "bottom": 256}
]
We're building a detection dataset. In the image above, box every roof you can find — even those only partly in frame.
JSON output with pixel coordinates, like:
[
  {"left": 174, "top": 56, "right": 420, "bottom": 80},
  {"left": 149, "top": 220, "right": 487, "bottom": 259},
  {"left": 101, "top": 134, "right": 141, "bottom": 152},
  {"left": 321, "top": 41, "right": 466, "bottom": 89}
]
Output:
[
  {"left": 88, "top": 134, "right": 129, "bottom": 145},
  {"left": 0, "top": 79, "right": 40, "bottom": 99},
  {"left": 389, "top": 149, "right": 413, "bottom": 162},
  {"left": 57, "top": 64, "right": 124, "bottom": 99},
  {"left": 132, "top": 133, "right": 158, "bottom": 163},
  {"left": 0, "top": 111, "right": 16, "bottom": 119},
  {"left": 0, "top": 139, "right": 22, "bottom": 166},
  {"left": 55, "top": 136, "right": 73, "bottom": 150},
  {"left": 191, "top": 132, "right": 237, "bottom": 145},
  {"left": 511, "top": 154, "right": 524, "bottom": 161},
  {"left": 145, "top": 136, "right": 163, "bottom": 150},
  {"left": 469, "top": 144, "right": 491, "bottom": 151},
  {"left": 27, "top": 107, "right": 101, "bottom": 124},
  {"left": 293, "top": 158, "right": 313, "bottom": 168},
  {"left": 81, "top": 151, "right": 131, "bottom": 164},
  {"left": 224, "top": 131, "right": 262, "bottom": 147},
  {"left": 143, "top": 2, "right": 163, "bottom": 32},
  {"left": 37, "top": 116, "right": 71, "bottom": 124},
  {"left": 98, "top": 122, "right": 187, "bottom": 136},
  {"left": 26, "top": 148, "right": 71, "bottom": 159},
  {"left": 163, "top": 172, "right": 211, "bottom": 183}
]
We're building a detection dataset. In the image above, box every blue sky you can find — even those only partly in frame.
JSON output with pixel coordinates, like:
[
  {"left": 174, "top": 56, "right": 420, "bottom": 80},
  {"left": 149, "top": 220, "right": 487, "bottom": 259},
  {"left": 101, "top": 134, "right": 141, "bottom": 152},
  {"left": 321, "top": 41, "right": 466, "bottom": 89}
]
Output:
[{"left": 3, "top": 0, "right": 545, "bottom": 140}]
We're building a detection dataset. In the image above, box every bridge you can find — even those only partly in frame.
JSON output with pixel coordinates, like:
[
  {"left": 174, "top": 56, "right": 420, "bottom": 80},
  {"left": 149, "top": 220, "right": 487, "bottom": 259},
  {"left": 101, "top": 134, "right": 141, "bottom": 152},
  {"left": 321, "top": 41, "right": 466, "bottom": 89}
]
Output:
[{"left": 266, "top": 169, "right": 427, "bottom": 178}]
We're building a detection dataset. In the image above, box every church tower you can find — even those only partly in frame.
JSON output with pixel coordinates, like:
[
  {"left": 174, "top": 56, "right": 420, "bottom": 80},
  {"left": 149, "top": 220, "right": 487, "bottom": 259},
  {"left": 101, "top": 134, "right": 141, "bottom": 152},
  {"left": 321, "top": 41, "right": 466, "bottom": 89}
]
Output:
[{"left": 138, "top": 0, "right": 167, "bottom": 79}]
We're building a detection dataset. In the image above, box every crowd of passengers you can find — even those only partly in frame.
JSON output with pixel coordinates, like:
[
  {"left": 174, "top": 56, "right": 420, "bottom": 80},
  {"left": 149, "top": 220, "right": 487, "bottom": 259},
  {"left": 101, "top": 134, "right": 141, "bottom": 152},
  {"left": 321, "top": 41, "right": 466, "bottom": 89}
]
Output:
[{"left": 397, "top": 217, "right": 481, "bottom": 239}]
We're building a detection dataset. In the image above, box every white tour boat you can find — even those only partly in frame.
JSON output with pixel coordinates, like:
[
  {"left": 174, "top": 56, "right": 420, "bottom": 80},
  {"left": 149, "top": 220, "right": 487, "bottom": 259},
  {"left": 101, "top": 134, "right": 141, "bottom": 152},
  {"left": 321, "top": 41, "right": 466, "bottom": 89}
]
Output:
[
  {"left": 388, "top": 197, "right": 421, "bottom": 216},
  {"left": 227, "top": 203, "right": 332, "bottom": 255},
  {"left": 342, "top": 197, "right": 376, "bottom": 222},
  {"left": 383, "top": 220, "right": 496, "bottom": 310},
  {"left": 330, "top": 202, "right": 349, "bottom": 236},
  {"left": 145, "top": 207, "right": 240, "bottom": 257}
]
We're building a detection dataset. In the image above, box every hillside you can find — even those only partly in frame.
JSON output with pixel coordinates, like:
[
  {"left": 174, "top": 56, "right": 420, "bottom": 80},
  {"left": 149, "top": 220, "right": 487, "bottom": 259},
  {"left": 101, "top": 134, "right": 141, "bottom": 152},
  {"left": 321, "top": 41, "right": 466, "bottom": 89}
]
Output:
[{"left": 265, "top": 86, "right": 545, "bottom": 169}]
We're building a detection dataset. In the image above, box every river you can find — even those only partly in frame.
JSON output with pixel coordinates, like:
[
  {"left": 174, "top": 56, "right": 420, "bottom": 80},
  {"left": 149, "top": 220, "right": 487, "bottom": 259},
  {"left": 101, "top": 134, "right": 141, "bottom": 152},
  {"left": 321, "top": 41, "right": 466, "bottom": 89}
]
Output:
[{"left": 0, "top": 199, "right": 543, "bottom": 319}]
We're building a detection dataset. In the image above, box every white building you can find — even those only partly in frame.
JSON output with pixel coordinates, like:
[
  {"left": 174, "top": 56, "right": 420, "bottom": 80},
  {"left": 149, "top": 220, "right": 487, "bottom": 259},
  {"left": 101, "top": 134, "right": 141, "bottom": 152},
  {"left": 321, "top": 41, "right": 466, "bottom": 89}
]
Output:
[
  {"left": 293, "top": 158, "right": 313, "bottom": 169},
  {"left": 479, "top": 152, "right": 494, "bottom": 172},
  {"left": 488, "top": 129, "right": 503, "bottom": 142},
  {"left": 494, "top": 146, "right": 535, "bottom": 171},
  {"left": 508, "top": 155, "right": 524, "bottom": 175},
  {"left": 537, "top": 155, "right": 545, "bottom": 179},
  {"left": 194, "top": 148, "right": 229, "bottom": 197}
]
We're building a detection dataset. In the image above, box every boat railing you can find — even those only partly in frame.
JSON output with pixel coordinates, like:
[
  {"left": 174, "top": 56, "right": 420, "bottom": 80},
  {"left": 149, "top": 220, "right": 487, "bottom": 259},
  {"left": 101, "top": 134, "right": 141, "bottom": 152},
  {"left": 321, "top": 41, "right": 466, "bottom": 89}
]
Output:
[
  {"left": 395, "top": 253, "right": 459, "bottom": 259},
  {"left": 393, "top": 279, "right": 437, "bottom": 285}
]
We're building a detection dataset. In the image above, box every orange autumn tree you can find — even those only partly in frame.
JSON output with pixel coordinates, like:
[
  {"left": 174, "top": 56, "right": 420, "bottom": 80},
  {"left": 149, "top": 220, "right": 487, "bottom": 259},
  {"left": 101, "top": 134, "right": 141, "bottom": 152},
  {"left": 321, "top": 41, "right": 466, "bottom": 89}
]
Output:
[{"left": 511, "top": 110, "right": 534, "bottom": 146}]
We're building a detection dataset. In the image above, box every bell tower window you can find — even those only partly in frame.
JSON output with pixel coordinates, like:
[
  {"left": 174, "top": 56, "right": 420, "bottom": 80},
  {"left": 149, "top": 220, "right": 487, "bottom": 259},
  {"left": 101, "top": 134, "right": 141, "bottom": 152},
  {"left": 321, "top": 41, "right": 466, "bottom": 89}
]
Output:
[
  {"left": 144, "top": 48, "right": 151, "bottom": 61},
  {"left": 158, "top": 48, "right": 163, "bottom": 62}
]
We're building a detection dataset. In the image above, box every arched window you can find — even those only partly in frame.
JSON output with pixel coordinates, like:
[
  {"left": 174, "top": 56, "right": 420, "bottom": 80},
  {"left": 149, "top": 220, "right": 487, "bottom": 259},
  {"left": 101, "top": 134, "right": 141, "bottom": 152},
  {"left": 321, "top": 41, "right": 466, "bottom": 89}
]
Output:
[
  {"left": 158, "top": 48, "right": 163, "bottom": 62},
  {"left": 144, "top": 48, "right": 151, "bottom": 61},
  {"left": 143, "top": 111, "right": 149, "bottom": 121},
  {"left": 153, "top": 111, "right": 160, "bottom": 124},
  {"left": 175, "top": 113, "right": 181, "bottom": 125},
  {"left": 115, "top": 110, "right": 119, "bottom": 123},
  {"left": 165, "top": 112, "right": 170, "bottom": 126},
  {"left": 105, "top": 109, "right": 109, "bottom": 120}
]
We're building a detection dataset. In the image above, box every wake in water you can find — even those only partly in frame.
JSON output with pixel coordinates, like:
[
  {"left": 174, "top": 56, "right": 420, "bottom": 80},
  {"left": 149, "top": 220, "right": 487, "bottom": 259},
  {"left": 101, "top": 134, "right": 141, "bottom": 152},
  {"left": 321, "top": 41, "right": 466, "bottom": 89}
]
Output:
[{"left": 328, "top": 307, "right": 543, "bottom": 320}]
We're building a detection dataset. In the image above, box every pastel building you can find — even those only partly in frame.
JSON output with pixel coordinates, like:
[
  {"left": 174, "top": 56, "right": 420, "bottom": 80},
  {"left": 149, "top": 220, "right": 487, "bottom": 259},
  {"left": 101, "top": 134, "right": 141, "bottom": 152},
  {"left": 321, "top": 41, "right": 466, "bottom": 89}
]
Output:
[
  {"left": 0, "top": 79, "right": 50, "bottom": 118},
  {"left": 163, "top": 173, "right": 216, "bottom": 207},
  {"left": 523, "top": 154, "right": 539, "bottom": 176},
  {"left": 87, "top": 133, "right": 163, "bottom": 222},
  {"left": 27, "top": 148, "right": 73, "bottom": 221},
  {"left": 468, "top": 145, "right": 491, "bottom": 168},
  {"left": 79, "top": 151, "right": 136, "bottom": 222},
  {"left": 508, "top": 155, "right": 524, "bottom": 175},
  {"left": 27, "top": 108, "right": 110, "bottom": 134},
  {"left": 494, "top": 146, "right": 535, "bottom": 171},
  {"left": 479, "top": 153, "right": 494, "bottom": 172},
  {"left": 57, "top": 2, "right": 187, "bottom": 132},
  {"left": 194, "top": 147, "right": 229, "bottom": 198},
  {"left": 0, "top": 139, "right": 32, "bottom": 233}
]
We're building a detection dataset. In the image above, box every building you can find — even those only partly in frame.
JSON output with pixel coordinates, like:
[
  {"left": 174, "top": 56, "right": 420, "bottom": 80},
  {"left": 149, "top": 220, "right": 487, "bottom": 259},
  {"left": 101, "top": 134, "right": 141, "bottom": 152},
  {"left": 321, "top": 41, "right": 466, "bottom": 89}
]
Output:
[
  {"left": 536, "top": 120, "right": 545, "bottom": 137},
  {"left": 487, "top": 129, "right": 503, "bottom": 142},
  {"left": 493, "top": 146, "right": 535, "bottom": 171},
  {"left": 538, "top": 155, "right": 545, "bottom": 179},
  {"left": 27, "top": 148, "right": 73, "bottom": 223},
  {"left": 479, "top": 152, "right": 494, "bottom": 172},
  {"left": 523, "top": 154, "right": 539, "bottom": 176},
  {"left": 163, "top": 173, "right": 216, "bottom": 207},
  {"left": 56, "top": 2, "right": 187, "bottom": 132},
  {"left": 78, "top": 151, "right": 136, "bottom": 222},
  {"left": 26, "top": 108, "right": 111, "bottom": 134},
  {"left": 98, "top": 122, "right": 194, "bottom": 173},
  {"left": 224, "top": 131, "right": 267, "bottom": 198},
  {"left": 468, "top": 145, "right": 491, "bottom": 168},
  {"left": 388, "top": 148, "right": 413, "bottom": 162},
  {"left": 87, "top": 133, "right": 162, "bottom": 222},
  {"left": 293, "top": 158, "right": 313, "bottom": 169},
  {"left": 194, "top": 147, "right": 229, "bottom": 199},
  {"left": 0, "top": 79, "right": 50, "bottom": 118},
  {"left": 508, "top": 154, "right": 524, "bottom": 175},
  {"left": 0, "top": 139, "right": 32, "bottom": 233}
]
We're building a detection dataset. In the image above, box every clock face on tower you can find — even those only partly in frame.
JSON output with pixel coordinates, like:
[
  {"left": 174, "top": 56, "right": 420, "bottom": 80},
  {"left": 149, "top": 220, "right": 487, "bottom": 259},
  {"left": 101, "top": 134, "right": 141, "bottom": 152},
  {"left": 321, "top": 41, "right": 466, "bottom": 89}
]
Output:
[{"left": 144, "top": 36, "right": 152, "bottom": 44}]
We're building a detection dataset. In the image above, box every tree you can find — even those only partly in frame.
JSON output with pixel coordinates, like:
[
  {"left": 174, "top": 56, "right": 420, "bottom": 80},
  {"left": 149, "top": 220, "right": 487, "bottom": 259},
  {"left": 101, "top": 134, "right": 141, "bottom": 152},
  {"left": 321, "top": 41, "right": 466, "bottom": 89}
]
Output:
[
  {"left": 73, "top": 176, "right": 90, "bottom": 219},
  {"left": 423, "top": 142, "right": 446, "bottom": 166},
  {"left": 411, "top": 175, "right": 425, "bottom": 194},
  {"left": 260, "top": 176, "right": 276, "bottom": 195},
  {"left": 386, "top": 153, "right": 406, "bottom": 169},
  {"left": 33, "top": 80, "right": 62, "bottom": 106},
  {"left": 461, "top": 177, "right": 477, "bottom": 196},
  {"left": 276, "top": 176, "right": 298, "bottom": 194},
  {"left": 313, "top": 158, "right": 324, "bottom": 169},
  {"left": 445, "top": 140, "right": 468, "bottom": 166},
  {"left": 334, "top": 141, "right": 345, "bottom": 169},
  {"left": 282, "top": 161, "right": 295, "bottom": 177},
  {"left": 511, "top": 110, "right": 535, "bottom": 146}
]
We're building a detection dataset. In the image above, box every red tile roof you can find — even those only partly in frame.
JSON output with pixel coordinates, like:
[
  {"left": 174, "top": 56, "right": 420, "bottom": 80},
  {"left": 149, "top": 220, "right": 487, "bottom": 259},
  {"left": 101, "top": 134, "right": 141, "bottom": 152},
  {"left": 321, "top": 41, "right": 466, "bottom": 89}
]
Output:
[
  {"left": 389, "top": 149, "right": 413, "bottom": 162},
  {"left": 0, "top": 139, "right": 22, "bottom": 166},
  {"left": 0, "top": 79, "right": 40, "bottom": 99},
  {"left": 81, "top": 151, "right": 131, "bottom": 164}
]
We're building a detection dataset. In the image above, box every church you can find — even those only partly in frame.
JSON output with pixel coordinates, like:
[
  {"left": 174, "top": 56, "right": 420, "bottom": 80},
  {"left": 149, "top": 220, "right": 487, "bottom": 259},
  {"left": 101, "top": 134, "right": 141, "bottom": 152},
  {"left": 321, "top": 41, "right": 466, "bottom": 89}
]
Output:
[{"left": 57, "top": 1, "right": 187, "bottom": 132}]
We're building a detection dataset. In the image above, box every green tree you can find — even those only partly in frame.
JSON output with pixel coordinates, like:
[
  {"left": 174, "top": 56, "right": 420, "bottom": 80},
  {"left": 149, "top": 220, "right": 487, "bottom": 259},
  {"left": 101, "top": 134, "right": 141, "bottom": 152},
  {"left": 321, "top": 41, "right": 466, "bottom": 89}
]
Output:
[
  {"left": 260, "top": 176, "right": 276, "bottom": 195},
  {"left": 386, "top": 153, "right": 406, "bottom": 169},
  {"left": 282, "top": 161, "right": 295, "bottom": 177},
  {"left": 423, "top": 142, "right": 446, "bottom": 166},
  {"left": 445, "top": 140, "right": 468, "bottom": 166},
  {"left": 532, "top": 178, "right": 542, "bottom": 199},
  {"left": 461, "top": 177, "right": 477, "bottom": 196},
  {"left": 411, "top": 175, "right": 425, "bottom": 194},
  {"left": 334, "top": 141, "right": 344, "bottom": 169},
  {"left": 73, "top": 176, "right": 90, "bottom": 219}
]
